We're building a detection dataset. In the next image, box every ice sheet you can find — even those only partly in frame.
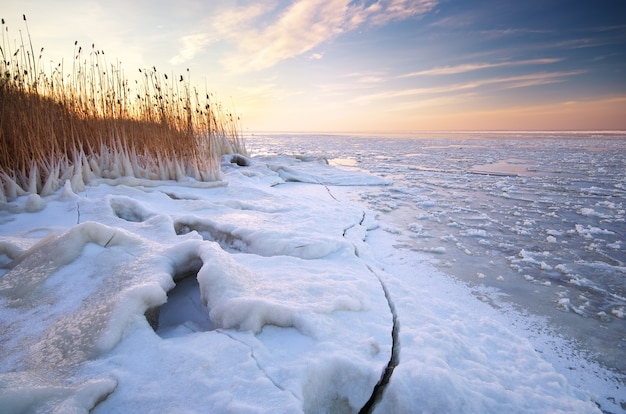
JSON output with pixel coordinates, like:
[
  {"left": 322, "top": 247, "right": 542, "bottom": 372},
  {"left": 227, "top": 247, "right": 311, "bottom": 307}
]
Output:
[{"left": 0, "top": 142, "right": 622, "bottom": 413}]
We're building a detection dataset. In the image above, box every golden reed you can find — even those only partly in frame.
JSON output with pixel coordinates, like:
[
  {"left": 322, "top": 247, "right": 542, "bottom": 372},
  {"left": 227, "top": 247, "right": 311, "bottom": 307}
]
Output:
[{"left": 0, "top": 15, "right": 246, "bottom": 201}]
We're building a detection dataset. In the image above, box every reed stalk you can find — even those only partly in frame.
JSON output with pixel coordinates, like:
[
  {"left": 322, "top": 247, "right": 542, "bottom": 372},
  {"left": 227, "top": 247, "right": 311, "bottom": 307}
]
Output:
[{"left": 0, "top": 16, "right": 246, "bottom": 201}]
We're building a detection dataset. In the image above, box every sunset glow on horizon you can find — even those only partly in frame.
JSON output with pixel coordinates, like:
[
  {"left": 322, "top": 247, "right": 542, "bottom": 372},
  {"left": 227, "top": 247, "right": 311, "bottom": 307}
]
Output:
[{"left": 3, "top": 0, "right": 625, "bottom": 133}]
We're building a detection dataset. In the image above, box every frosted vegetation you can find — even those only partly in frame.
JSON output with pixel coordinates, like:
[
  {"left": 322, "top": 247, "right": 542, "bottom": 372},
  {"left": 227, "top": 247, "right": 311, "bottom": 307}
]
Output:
[{"left": 0, "top": 16, "right": 245, "bottom": 201}]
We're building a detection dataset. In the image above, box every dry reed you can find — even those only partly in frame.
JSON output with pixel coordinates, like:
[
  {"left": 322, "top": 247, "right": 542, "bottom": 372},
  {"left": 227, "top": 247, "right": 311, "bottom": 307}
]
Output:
[{"left": 0, "top": 16, "right": 246, "bottom": 201}]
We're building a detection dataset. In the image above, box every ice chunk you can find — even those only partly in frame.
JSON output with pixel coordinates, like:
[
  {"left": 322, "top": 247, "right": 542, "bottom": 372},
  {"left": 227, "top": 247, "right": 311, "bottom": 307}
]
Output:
[
  {"left": 192, "top": 241, "right": 378, "bottom": 335},
  {"left": 175, "top": 214, "right": 351, "bottom": 260}
]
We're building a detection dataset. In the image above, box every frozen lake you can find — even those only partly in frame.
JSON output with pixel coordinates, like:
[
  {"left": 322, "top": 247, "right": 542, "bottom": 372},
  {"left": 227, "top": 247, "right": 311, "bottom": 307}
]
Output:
[
  {"left": 248, "top": 131, "right": 626, "bottom": 375},
  {"left": 1, "top": 132, "right": 623, "bottom": 412}
]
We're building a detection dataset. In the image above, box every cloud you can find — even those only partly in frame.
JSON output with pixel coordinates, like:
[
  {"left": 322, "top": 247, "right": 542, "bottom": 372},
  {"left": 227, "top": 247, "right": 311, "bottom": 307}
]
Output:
[
  {"left": 499, "top": 70, "right": 586, "bottom": 89},
  {"left": 237, "top": 81, "right": 301, "bottom": 104},
  {"left": 478, "top": 28, "right": 552, "bottom": 38},
  {"left": 387, "top": 94, "right": 475, "bottom": 112},
  {"left": 399, "top": 58, "right": 563, "bottom": 77},
  {"left": 313, "top": 70, "right": 389, "bottom": 97},
  {"left": 354, "top": 70, "right": 586, "bottom": 104},
  {"left": 169, "top": 33, "right": 213, "bottom": 65},
  {"left": 345, "top": 70, "right": 389, "bottom": 83},
  {"left": 354, "top": 83, "right": 477, "bottom": 103},
  {"left": 369, "top": 0, "right": 438, "bottom": 26},
  {"left": 211, "top": 3, "right": 277, "bottom": 35},
  {"left": 213, "top": 0, "right": 438, "bottom": 72}
]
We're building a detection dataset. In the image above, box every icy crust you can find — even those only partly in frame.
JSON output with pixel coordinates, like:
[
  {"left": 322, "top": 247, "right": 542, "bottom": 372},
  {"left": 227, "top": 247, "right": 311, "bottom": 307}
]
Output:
[
  {"left": 0, "top": 374, "right": 117, "bottom": 414},
  {"left": 361, "top": 229, "right": 600, "bottom": 414},
  {"left": 0, "top": 154, "right": 605, "bottom": 413},
  {"left": 0, "top": 156, "right": 392, "bottom": 413}
]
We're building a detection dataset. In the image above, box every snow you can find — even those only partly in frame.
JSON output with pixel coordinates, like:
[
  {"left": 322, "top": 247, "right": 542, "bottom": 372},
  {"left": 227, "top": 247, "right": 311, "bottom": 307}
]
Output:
[{"left": 0, "top": 147, "right": 622, "bottom": 413}]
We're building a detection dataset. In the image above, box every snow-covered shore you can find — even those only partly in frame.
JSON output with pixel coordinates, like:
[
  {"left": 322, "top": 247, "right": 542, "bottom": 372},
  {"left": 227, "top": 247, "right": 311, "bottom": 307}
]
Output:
[{"left": 0, "top": 154, "right": 620, "bottom": 413}]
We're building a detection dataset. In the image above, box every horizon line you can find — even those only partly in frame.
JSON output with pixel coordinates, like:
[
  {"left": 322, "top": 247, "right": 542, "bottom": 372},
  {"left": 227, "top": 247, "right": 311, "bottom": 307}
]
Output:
[{"left": 245, "top": 129, "right": 626, "bottom": 136}]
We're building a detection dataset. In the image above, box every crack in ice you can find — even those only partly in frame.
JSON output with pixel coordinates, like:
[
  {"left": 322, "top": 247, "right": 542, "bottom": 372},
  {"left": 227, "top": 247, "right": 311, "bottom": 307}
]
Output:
[
  {"left": 217, "top": 329, "right": 300, "bottom": 402},
  {"left": 338, "top": 201, "right": 400, "bottom": 413},
  {"left": 343, "top": 212, "right": 367, "bottom": 238},
  {"left": 308, "top": 174, "right": 340, "bottom": 202},
  {"left": 358, "top": 265, "right": 400, "bottom": 414}
]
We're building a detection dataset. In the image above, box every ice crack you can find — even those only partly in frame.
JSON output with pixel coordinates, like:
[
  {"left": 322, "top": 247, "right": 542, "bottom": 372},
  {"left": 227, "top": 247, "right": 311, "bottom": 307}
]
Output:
[
  {"left": 359, "top": 265, "right": 400, "bottom": 414},
  {"left": 341, "top": 208, "right": 400, "bottom": 412},
  {"left": 217, "top": 330, "right": 300, "bottom": 402},
  {"left": 322, "top": 184, "right": 339, "bottom": 201},
  {"left": 310, "top": 176, "right": 339, "bottom": 202},
  {"left": 343, "top": 212, "right": 367, "bottom": 238}
]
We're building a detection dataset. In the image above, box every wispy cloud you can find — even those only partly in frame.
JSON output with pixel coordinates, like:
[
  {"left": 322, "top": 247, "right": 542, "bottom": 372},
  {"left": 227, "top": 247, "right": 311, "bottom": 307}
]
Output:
[
  {"left": 345, "top": 70, "right": 389, "bottom": 84},
  {"left": 386, "top": 94, "right": 476, "bottom": 112},
  {"left": 169, "top": 33, "right": 214, "bottom": 65},
  {"left": 238, "top": 81, "right": 301, "bottom": 101},
  {"left": 354, "top": 83, "right": 477, "bottom": 103},
  {"left": 478, "top": 28, "right": 552, "bottom": 38},
  {"left": 355, "top": 70, "right": 586, "bottom": 104},
  {"left": 499, "top": 70, "right": 586, "bottom": 89},
  {"left": 368, "top": 0, "right": 439, "bottom": 26},
  {"left": 314, "top": 70, "right": 390, "bottom": 97},
  {"left": 399, "top": 58, "right": 563, "bottom": 77},
  {"left": 211, "top": 3, "right": 277, "bottom": 35},
  {"left": 212, "top": 0, "right": 438, "bottom": 72}
]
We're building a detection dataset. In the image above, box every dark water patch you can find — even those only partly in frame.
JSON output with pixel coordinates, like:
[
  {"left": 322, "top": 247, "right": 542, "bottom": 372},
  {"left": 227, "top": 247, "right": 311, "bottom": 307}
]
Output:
[{"left": 147, "top": 265, "right": 213, "bottom": 339}]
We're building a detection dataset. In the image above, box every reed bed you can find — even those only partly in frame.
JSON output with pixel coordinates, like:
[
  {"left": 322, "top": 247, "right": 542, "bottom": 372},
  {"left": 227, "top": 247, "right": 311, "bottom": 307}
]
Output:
[{"left": 0, "top": 16, "right": 246, "bottom": 201}]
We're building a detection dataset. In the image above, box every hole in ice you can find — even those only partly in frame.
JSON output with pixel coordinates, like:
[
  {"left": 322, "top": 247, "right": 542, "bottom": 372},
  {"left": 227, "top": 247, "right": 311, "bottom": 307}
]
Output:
[
  {"left": 147, "top": 268, "right": 214, "bottom": 339},
  {"left": 110, "top": 197, "right": 150, "bottom": 222}
]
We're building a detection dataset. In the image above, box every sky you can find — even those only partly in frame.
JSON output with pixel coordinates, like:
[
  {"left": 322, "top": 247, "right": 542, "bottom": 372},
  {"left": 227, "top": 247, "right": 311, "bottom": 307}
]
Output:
[{"left": 2, "top": 0, "right": 626, "bottom": 132}]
